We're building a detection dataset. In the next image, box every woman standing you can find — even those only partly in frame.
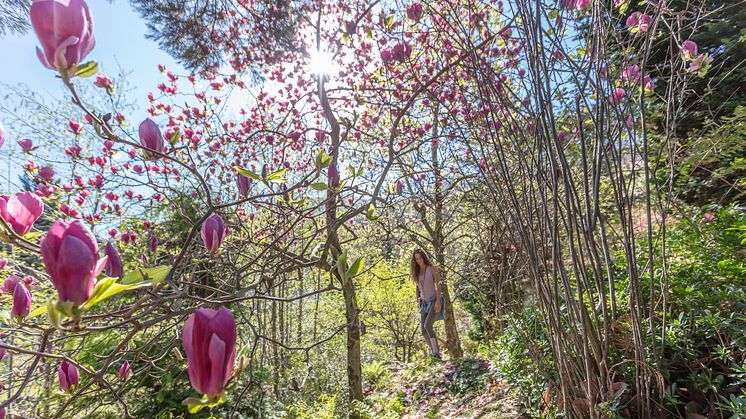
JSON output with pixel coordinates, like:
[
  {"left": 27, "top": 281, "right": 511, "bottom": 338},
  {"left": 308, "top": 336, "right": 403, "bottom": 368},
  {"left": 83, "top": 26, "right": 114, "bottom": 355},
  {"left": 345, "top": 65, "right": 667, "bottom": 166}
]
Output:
[{"left": 411, "top": 249, "right": 444, "bottom": 360}]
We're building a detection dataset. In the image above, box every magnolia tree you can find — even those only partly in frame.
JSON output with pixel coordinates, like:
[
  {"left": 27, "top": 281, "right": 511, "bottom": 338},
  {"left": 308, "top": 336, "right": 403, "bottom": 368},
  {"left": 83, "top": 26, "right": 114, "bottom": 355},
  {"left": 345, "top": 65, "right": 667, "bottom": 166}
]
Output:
[
  {"left": 0, "top": 0, "right": 495, "bottom": 416},
  {"left": 0, "top": 0, "right": 717, "bottom": 417},
  {"left": 426, "top": 0, "right": 716, "bottom": 417}
]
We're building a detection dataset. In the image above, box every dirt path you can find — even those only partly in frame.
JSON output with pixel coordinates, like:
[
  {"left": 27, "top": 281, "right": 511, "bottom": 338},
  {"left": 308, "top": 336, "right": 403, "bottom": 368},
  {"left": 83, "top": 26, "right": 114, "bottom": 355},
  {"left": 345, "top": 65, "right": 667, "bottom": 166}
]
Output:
[{"left": 366, "top": 358, "right": 525, "bottom": 418}]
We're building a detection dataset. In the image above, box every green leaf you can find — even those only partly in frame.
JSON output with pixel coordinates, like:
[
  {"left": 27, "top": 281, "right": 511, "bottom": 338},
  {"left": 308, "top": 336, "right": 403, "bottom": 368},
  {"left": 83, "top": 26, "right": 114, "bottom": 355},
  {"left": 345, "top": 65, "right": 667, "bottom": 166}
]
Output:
[
  {"left": 169, "top": 130, "right": 181, "bottom": 145},
  {"left": 266, "top": 168, "right": 287, "bottom": 182},
  {"left": 29, "top": 304, "right": 49, "bottom": 318},
  {"left": 182, "top": 394, "right": 225, "bottom": 414},
  {"left": 310, "top": 182, "right": 328, "bottom": 191},
  {"left": 548, "top": 9, "right": 558, "bottom": 19},
  {"left": 75, "top": 61, "right": 99, "bottom": 78},
  {"left": 183, "top": 397, "right": 207, "bottom": 414},
  {"left": 320, "top": 153, "right": 332, "bottom": 169},
  {"left": 290, "top": 198, "right": 307, "bottom": 207},
  {"left": 315, "top": 150, "right": 324, "bottom": 176},
  {"left": 23, "top": 231, "right": 45, "bottom": 241},
  {"left": 121, "top": 266, "right": 171, "bottom": 285},
  {"left": 346, "top": 257, "right": 365, "bottom": 280},
  {"left": 234, "top": 166, "right": 261, "bottom": 181},
  {"left": 366, "top": 204, "right": 380, "bottom": 221},
  {"left": 81, "top": 277, "right": 151, "bottom": 310},
  {"left": 336, "top": 250, "right": 348, "bottom": 279},
  {"left": 347, "top": 164, "right": 356, "bottom": 177}
]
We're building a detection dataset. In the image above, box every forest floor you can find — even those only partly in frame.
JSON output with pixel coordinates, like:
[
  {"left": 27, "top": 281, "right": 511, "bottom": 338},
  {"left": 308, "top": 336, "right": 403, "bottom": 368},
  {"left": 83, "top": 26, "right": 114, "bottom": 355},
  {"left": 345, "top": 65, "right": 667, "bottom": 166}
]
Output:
[{"left": 364, "top": 357, "right": 526, "bottom": 418}]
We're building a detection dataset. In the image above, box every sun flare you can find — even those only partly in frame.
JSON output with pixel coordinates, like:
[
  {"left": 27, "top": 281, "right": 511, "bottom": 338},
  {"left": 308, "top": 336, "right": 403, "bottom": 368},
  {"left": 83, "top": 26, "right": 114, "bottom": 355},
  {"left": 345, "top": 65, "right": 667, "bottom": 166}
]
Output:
[{"left": 308, "top": 48, "right": 337, "bottom": 76}]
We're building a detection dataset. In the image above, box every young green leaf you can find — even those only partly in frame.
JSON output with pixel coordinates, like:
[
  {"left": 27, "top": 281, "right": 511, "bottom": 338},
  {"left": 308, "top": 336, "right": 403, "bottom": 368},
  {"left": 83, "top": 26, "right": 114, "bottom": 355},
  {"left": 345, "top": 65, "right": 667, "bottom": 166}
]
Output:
[
  {"left": 266, "top": 168, "right": 287, "bottom": 182},
  {"left": 346, "top": 256, "right": 365, "bottom": 280},
  {"left": 75, "top": 61, "right": 99, "bottom": 78},
  {"left": 234, "top": 166, "right": 261, "bottom": 181},
  {"left": 121, "top": 266, "right": 171, "bottom": 285},
  {"left": 81, "top": 278, "right": 150, "bottom": 310}
]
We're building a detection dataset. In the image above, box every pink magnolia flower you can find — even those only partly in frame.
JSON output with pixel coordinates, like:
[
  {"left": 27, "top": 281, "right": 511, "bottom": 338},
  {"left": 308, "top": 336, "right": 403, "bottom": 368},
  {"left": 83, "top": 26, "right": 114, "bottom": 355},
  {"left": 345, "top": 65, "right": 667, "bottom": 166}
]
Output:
[
  {"left": 138, "top": 118, "right": 165, "bottom": 161},
  {"left": 69, "top": 119, "right": 83, "bottom": 135},
  {"left": 681, "top": 40, "right": 697, "bottom": 60},
  {"left": 575, "top": 0, "right": 591, "bottom": 11},
  {"left": 3, "top": 275, "right": 20, "bottom": 293},
  {"left": 380, "top": 47, "right": 393, "bottom": 64},
  {"left": 328, "top": 163, "right": 340, "bottom": 187},
  {"left": 396, "top": 180, "right": 404, "bottom": 194},
  {"left": 344, "top": 20, "right": 356, "bottom": 35},
  {"left": 58, "top": 360, "right": 80, "bottom": 393},
  {"left": 392, "top": 42, "right": 412, "bottom": 62},
  {"left": 94, "top": 73, "right": 112, "bottom": 88},
  {"left": 40, "top": 220, "right": 107, "bottom": 305},
  {"left": 608, "top": 87, "right": 626, "bottom": 104},
  {"left": 201, "top": 213, "right": 228, "bottom": 252},
  {"left": 643, "top": 76, "right": 654, "bottom": 93},
  {"left": 182, "top": 307, "right": 237, "bottom": 398},
  {"left": 0, "top": 192, "right": 44, "bottom": 236},
  {"left": 11, "top": 282, "right": 31, "bottom": 319},
  {"left": 621, "top": 64, "right": 640, "bottom": 83},
  {"left": 39, "top": 166, "right": 55, "bottom": 181},
  {"left": 0, "top": 258, "right": 6, "bottom": 270},
  {"left": 18, "top": 138, "right": 33, "bottom": 153},
  {"left": 119, "top": 360, "right": 131, "bottom": 381},
  {"left": 103, "top": 242, "right": 124, "bottom": 278},
  {"left": 626, "top": 12, "right": 652, "bottom": 33},
  {"left": 407, "top": 3, "right": 424, "bottom": 21},
  {"left": 30, "top": 0, "right": 96, "bottom": 72},
  {"left": 687, "top": 53, "right": 712, "bottom": 74},
  {"left": 236, "top": 173, "right": 251, "bottom": 197}
]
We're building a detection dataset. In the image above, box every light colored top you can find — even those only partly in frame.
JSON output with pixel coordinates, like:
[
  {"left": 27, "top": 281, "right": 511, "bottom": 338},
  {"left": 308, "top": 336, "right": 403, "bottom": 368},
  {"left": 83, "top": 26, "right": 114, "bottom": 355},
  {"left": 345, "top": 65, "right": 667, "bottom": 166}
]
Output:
[{"left": 417, "top": 265, "right": 437, "bottom": 301}]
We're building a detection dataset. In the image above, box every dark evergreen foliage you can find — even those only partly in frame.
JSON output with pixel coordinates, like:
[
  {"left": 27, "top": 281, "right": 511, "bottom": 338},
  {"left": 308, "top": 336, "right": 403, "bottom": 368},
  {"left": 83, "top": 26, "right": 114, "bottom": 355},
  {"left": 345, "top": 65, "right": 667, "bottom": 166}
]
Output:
[
  {"left": 0, "top": 0, "right": 31, "bottom": 37},
  {"left": 129, "top": 0, "right": 306, "bottom": 74}
]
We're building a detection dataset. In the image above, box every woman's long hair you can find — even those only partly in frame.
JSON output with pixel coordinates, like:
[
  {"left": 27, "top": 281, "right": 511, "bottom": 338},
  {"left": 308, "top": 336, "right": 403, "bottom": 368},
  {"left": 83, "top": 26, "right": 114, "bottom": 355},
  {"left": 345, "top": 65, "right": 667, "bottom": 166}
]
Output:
[{"left": 410, "top": 249, "right": 432, "bottom": 283}]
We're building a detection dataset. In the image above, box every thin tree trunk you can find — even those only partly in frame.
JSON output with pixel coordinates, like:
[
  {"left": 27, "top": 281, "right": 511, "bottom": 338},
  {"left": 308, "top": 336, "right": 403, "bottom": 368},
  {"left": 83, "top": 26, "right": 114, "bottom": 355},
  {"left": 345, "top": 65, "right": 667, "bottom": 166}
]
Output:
[
  {"left": 316, "top": 21, "right": 363, "bottom": 402},
  {"left": 431, "top": 131, "right": 464, "bottom": 359}
]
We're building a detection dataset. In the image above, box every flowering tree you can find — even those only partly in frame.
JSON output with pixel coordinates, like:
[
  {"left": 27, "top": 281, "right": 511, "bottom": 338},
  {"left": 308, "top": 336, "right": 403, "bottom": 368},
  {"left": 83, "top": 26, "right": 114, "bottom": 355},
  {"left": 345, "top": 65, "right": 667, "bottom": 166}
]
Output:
[
  {"left": 1, "top": 0, "right": 477, "bottom": 414},
  {"left": 0, "top": 0, "right": 729, "bottom": 417}
]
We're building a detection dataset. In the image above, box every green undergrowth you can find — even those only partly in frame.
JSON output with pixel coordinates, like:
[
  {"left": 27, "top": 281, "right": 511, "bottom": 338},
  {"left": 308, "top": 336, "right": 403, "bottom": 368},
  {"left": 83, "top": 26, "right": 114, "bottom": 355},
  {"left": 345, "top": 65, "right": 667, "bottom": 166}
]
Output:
[{"left": 290, "top": 358, "right": 524, "bottom": 418}]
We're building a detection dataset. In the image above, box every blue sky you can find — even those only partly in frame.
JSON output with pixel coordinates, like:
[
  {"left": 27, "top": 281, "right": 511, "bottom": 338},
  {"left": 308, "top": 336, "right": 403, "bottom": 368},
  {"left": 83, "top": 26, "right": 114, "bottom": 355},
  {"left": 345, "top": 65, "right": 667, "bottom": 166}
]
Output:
[
  {"left": 0, "top": 0, "right": 184, "bottom": 111},
  {"left": 0, "top": 1, "right": 186, "bottom": 194}
]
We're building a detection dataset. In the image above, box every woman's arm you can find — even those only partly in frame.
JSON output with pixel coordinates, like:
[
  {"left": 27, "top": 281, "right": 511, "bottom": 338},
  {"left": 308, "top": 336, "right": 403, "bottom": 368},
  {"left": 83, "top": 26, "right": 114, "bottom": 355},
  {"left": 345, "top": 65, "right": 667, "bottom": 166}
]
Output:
[{"left": 432, "top": 266, "right": 442, "bottom": 312}]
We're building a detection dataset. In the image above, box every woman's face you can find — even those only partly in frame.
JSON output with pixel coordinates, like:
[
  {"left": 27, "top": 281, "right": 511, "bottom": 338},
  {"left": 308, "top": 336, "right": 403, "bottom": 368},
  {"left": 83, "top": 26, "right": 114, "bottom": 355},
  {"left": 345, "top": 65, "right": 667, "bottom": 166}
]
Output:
[{"left": 414, "top": 253, "right": 424, "bottom": 267}]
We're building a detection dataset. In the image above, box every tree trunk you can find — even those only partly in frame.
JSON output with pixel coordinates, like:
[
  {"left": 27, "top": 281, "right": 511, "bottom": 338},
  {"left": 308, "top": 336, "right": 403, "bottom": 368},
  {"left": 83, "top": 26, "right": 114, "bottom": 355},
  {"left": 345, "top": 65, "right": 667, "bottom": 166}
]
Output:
[
  {"left": 434, "top": 250, "right": 463, "bottom": 358},
  {"left": 341, "top": 272, "right": 363, "bottom": 401},
  {"left": 431, "top": 130, "right": 464, "bottom": 359},
  {"left": 317, "top": 51, "right": 363, "bottom": 403}
]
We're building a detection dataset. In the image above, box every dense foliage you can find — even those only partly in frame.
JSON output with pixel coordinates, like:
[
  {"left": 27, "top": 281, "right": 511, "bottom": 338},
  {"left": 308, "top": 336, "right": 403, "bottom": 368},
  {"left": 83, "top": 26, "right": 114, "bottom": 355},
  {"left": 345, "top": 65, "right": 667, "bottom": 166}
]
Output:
[{"left": 0, "top": 0, "right": 743, "bottom": 418}]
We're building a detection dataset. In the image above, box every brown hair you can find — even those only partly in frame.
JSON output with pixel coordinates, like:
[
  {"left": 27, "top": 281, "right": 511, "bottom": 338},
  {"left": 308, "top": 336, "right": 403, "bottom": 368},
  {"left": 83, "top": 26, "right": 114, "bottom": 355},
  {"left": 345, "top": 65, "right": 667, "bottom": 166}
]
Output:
[{"left": 410, "top": 249, "right": 432, "bottom": 283}]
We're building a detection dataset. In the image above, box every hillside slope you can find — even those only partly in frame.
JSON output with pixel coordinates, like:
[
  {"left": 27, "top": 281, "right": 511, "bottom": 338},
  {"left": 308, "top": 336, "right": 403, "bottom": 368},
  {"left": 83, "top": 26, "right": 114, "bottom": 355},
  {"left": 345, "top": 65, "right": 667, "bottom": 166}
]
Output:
[{"left": 364, "top": 358, "right": 526, "bottom": 418}]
